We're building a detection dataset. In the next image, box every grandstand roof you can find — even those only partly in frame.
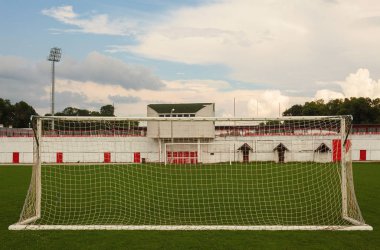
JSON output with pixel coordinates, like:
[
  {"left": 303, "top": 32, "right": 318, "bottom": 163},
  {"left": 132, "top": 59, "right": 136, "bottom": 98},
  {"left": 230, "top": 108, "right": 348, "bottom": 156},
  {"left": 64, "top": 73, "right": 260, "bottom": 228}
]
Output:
[
  {"left": 148, "top": 103, "right": 213, "bottom": 114},
  {"left": 237, "top": 143, "right": 253, "bottom": 151},
  {"left": 315, "top": 143, "right": 331, "bottom": 152}
]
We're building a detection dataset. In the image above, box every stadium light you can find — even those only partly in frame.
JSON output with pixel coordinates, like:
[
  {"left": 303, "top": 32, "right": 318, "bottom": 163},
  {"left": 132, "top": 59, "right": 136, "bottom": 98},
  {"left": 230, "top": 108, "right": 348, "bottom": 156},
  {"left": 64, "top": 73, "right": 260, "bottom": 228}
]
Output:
[
  {"left": 171, "top": 108, "right": 175, "bottom": 142},
  {"left": 48, "top": 47, "right": 61, "bottom": 119},
  {"left": 48, "top": 47, "right": 61, "bottom": 131}
]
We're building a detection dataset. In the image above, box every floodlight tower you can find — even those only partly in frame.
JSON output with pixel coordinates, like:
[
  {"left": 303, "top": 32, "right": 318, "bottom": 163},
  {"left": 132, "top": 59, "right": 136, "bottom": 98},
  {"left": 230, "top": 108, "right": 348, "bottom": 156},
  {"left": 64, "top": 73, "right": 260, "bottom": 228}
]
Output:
[
  {"left": 48, "top": 47, "right": 61, "bottom": 119},
  {"left": 170, "top": 108, "right": 175, "bottom": 143}
]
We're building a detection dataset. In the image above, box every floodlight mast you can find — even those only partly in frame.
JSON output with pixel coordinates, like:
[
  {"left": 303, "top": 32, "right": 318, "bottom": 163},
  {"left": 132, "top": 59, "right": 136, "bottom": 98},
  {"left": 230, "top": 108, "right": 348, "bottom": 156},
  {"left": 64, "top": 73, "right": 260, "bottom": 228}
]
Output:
[
  {"left": 47, "top": 47, "right": 61, "bottom": 130},
  {"left": 170, "top": 108, "right": 175, "bottom": 143}
]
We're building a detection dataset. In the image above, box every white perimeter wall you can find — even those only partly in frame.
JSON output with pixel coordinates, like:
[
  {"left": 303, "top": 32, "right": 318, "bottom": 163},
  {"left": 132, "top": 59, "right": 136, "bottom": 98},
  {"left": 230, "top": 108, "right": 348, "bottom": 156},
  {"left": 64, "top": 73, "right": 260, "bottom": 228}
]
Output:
[
  {"left": 0, "top": 137, "right": 33, "bottom": 163},
  {"left": 351, "top": 134, "right": 380, "bottom": 161},
  {"left": 1, "top": 134, "right": 380, "bottom": 164}
]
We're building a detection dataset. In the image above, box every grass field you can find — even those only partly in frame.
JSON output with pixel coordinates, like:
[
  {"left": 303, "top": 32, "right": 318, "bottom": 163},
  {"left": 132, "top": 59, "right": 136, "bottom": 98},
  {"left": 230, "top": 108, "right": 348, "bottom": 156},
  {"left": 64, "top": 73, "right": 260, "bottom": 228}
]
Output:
[{"left": 1, "top": 162, "right": 379, "bottom": 249}]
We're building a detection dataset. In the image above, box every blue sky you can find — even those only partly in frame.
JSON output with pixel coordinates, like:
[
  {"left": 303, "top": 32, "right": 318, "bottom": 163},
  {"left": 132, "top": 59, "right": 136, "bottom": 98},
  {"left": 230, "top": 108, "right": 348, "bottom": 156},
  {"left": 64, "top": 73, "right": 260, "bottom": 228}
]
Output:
[{"left": 1, "top": 0, "right": 380, "bottom": 117}]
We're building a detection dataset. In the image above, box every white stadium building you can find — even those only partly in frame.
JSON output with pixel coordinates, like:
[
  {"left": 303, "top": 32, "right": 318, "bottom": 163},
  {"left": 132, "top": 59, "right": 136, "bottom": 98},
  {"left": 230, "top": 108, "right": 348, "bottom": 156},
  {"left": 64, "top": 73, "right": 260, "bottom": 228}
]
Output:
[{"left": 1, "top": 103, "right": 380, "bottom": 164}]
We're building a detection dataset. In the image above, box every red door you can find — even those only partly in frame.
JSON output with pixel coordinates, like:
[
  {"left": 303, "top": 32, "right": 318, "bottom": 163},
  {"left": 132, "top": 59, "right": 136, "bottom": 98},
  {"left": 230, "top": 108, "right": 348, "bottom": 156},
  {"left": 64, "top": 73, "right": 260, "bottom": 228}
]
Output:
[
  {"left": 134, "top": 152, "right": 141, "bottom": 163},
  {"left": 104, "top": 152, "right": 111, "bottom": 163},
  {"left": 13, "top": 152, "right": 19, "bottom": 164},
  {"left": 56, "top": 152, "right": 63, "bottom": 163},
  {"left": 359, "top": 150, "right": 366, "bottom": 161}
]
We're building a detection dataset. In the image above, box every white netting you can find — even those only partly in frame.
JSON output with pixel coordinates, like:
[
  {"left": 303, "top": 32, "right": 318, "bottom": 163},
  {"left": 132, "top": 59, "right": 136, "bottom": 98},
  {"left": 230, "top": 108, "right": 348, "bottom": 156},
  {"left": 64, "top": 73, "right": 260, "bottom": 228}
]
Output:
[{"left": 10, "top": 116, "right": 370, "bottom": 230}]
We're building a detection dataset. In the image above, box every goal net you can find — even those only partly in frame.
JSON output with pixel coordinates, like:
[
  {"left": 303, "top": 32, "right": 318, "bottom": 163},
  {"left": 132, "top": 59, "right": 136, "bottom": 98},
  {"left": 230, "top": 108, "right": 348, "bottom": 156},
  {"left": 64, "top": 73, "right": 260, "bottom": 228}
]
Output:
[{"left": 9, "top": 116, "right": 372, "bottom": 230}]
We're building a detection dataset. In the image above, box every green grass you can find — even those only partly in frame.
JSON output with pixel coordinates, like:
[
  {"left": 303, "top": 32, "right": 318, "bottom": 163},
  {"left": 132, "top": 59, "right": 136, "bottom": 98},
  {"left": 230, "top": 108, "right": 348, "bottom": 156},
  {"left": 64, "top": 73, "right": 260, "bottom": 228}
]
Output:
[
  {"left": 1, "top": 162, "right": 379, "bottom": 249},
  {"left": 37, "top": 162, "right": 345, "bottom": 226}
]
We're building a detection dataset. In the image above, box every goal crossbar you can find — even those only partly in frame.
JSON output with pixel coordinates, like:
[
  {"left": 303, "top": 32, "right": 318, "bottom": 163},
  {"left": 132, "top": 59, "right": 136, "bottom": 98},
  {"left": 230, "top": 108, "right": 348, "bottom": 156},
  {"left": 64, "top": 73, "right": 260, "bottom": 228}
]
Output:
[{"left": 33, "top": 115, "right": 346, "bottom": 122}]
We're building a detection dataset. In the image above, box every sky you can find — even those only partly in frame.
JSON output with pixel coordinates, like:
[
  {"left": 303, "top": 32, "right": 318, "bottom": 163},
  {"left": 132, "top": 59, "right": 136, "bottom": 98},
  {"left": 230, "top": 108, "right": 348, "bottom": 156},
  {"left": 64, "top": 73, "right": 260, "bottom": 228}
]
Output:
[{"left": 1, "top": 0, "right": 380, "bottom": 117}]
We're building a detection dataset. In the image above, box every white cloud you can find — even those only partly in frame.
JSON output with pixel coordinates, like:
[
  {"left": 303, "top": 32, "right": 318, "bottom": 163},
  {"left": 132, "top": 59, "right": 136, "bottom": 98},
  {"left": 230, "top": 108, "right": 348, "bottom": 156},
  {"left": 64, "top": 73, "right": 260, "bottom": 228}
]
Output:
[
  {"left": 2, "top": 54, "right": 378, "bottom": 118},
  {"left": 0, "top": 53, "right": 163, "bottom": 115},
  {"left": 124, "top": 0, "right": 380, "bottom": 90},
  {"left": 52, "top": 80, "right": 128, "bottom": 104},
  {"left": 315, "top": 68, "right": 380, "bottom": 101},
  {"left": 47, "top": 67, "right": 380, "bottom": 117},
  {"left": 58, "top": 52, "right": 163, "bottom": 90},
  {"left": 51, "top": 77, "right": 306, "bottom": 117},
  {"left": 42, "top": 5, "right": 138, "bottom": 36},
  {"left": 314, "top": 89, "right": 344, "bottom": 101},
  {"left": 247, "top": 91, "right": 291, "bottom": 118},
  {"left": 339, "top": 68, "right": 380, "bottom": 98},
  {"left": 42, "top": 2, "right": 380, "bottom": 94}
]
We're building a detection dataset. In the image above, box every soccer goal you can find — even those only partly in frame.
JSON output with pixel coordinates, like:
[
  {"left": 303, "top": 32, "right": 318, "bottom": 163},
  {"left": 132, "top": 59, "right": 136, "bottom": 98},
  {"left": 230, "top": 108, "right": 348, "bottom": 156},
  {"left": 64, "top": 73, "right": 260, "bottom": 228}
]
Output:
[{"left": 9, "top": 116, "right": 372, "bottom": 230}]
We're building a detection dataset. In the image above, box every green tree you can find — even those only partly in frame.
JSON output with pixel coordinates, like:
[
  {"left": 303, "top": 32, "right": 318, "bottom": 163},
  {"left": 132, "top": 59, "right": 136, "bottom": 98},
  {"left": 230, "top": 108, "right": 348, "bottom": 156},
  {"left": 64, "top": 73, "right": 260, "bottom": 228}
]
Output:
[
  {"left": 55, "top": 107, "right": 92, "bottom": 116},
  {"left": 0, "top": 98, "right": 13, "bottom": 127},
  {"left": 0, "top": 99, "right": 38, "bottom": 128},
  {"left": 302, "top": 99, "right": 326, "bottom": 116},
  {"left": 12, "top": 101, "right": 38, "bottom": 128},
  {"left": 100, "top": 104, "right": 115, "bottom": 116},
  {"left": 283, "top": 97, "right": 380, "bottom": 124},
  {"left": 372, "top": 98, "right": 380, "bottom": 123},
  {"left": 326, "top": 99, "right": 342, "bottom": 114},
  {"left": 283, "top": 104, "right": 303, "bottom": 116}
]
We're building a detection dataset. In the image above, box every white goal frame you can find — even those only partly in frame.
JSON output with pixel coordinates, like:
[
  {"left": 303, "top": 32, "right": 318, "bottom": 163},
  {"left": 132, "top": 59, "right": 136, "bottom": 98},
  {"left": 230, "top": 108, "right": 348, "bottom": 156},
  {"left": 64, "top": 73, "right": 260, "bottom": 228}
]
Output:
[{"left": 9, "top": 116, "right": 373, "bottom": 230}]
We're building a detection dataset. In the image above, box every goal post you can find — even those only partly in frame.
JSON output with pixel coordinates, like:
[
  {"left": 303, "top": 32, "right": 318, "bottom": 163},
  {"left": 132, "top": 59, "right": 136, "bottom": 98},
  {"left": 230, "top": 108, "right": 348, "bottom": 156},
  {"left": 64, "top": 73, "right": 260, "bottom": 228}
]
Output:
[{"left": 9, "top": 115, "right": 372, "bottom": 230}]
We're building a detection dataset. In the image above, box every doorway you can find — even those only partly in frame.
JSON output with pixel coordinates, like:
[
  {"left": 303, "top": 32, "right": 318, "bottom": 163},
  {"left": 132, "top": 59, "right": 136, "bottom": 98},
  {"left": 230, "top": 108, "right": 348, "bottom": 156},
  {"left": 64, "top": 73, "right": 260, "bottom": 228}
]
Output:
[
  {"left": 278, "top": 149, "right": 285, "bottom": 163},
  {"left": 243, "top": 150, "right": 249, "bottom": 162},
  {"left": 273, "top": 143, "right": 288, "bottom": 163}
]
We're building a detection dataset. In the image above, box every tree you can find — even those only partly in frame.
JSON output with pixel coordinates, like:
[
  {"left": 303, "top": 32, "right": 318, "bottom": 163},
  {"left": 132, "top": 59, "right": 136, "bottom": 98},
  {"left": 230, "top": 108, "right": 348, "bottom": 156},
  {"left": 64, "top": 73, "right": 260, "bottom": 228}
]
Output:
[
  {"left": 100, "top": 105, "right": 115, "bottom": 116},
  {"left": 283, "top": 97, "right": 380, "bottom": 124},
  {"left": 325, "top": 99, "right": 342, "bottom": 115},
  {"left": 12, "top": 101, "right": 38, "bottom": 128},
  {"left": 0, "top": 98, "right": 13, "bottom": 127},
  {"left": 372, "top": 98, "right": 380, "bottom": 123},
  {"left": 302, "top": 99, "right": 325, "bottom": 116},
  {"left": 283, "top": 104, "right": 303, "bottom": 116},
  {"left": 55, "top": 107, "right": 92, "bottom": 116},
  {"left": 54, "top": 105, "right": 114, "bottom": 117},
  {"left": 0, "top": 99, "right": 38, "bottom": 128}
]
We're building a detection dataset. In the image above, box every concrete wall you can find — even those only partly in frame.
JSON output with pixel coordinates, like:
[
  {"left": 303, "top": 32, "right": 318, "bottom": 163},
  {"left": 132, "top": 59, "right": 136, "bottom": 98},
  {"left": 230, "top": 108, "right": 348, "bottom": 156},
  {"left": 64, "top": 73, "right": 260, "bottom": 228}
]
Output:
[
  {"left": 1, "top": 133, "right": 380, "bottom": 164},
  {"left": 213, "top": 136, "right": 334, "bottom": 163},
  {"left": 147, "top": 120, "right": 215, "bottom": 139},
  {"left": 351, "top": 134, "right": 380, "bottom": 161},
  {"left": 39, "top": 136, "right": 160, "bottom": 163},
  {"left": 196, "top": 104, "right": 214, "bottom": 117},
  {"left": 0, "top": 137, "right": 33, "bottom": 163},
  {"left": 147, "top": 104, "right": 215, "bottom": 139}
]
